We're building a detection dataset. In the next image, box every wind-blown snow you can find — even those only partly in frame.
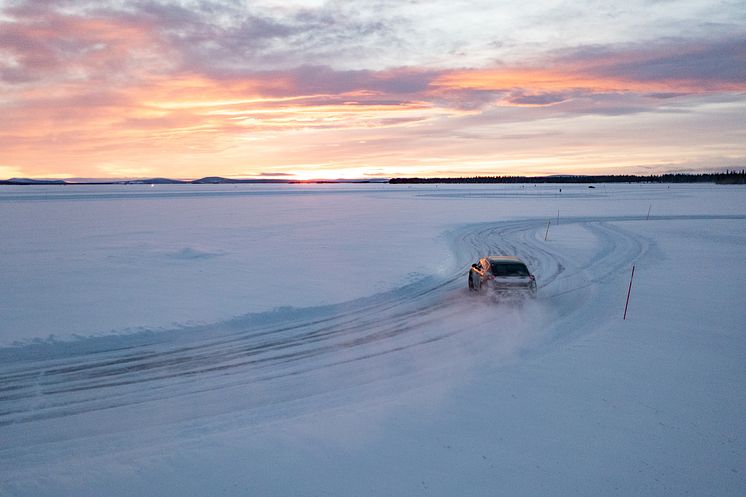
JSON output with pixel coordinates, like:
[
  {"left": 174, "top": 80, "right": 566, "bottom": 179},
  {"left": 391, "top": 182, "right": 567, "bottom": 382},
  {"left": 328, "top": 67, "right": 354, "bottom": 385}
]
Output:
[{"left": 1, "top": 183, "right": 744, "bottom": 496}]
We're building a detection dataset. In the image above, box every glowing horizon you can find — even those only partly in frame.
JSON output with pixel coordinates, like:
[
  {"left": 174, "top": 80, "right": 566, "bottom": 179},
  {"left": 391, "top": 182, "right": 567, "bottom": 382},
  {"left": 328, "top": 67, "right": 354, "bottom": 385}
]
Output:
[{"left": 2, "top": 1, "right": 745, "bottom": 180}]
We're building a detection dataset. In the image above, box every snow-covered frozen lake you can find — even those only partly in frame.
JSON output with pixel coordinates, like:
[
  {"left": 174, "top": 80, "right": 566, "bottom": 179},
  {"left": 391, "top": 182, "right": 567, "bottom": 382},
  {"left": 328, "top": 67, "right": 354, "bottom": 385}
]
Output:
[{"left": 1, "top": 183, "right": 745, "bottom": 496}]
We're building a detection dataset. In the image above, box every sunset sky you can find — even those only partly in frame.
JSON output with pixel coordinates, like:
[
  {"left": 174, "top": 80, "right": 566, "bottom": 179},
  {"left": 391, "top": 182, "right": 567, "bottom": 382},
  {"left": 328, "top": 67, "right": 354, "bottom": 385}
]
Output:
[{"left": 2, "top": 0, "right": 745, "bottom": 179}]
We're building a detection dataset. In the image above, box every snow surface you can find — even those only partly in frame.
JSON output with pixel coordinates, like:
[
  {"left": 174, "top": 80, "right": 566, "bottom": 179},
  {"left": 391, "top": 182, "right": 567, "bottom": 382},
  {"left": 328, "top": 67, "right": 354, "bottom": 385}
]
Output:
[{"left": 1, "top": 183, "right": 745, "bottom": 496}]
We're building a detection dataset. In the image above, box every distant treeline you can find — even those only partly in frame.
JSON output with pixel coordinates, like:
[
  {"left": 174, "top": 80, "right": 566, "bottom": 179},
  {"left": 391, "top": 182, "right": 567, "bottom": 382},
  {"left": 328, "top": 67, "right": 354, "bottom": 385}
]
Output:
[{"left": 389, "top": 171, "right": 746, "bottom": 185}]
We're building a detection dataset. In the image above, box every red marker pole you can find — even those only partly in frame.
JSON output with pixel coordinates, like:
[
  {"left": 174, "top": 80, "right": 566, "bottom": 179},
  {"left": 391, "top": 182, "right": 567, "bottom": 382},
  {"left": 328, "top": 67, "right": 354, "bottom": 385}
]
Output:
[{"left": 623, "top": 265, "right": 636, "bottom": 320}]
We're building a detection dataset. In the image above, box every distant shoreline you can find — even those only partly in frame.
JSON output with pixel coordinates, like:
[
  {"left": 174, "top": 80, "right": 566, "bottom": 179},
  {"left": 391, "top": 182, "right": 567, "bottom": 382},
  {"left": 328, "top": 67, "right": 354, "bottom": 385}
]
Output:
[
  {"left": 0, "top": 177, "right": 388, "bottom": 186},
  {"left": 1, "top": 171, "right": 744, "bottom": 186}
]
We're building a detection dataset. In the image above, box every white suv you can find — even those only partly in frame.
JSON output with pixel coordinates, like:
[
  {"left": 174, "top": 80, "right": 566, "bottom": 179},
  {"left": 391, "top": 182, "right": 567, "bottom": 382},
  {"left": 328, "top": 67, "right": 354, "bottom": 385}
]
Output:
[{"left": 468, "top": 256, "right": 537, "bottom": 298}]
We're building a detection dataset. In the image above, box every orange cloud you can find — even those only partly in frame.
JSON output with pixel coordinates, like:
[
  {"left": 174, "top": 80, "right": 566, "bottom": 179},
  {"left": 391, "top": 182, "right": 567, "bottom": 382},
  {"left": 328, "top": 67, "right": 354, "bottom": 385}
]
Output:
[{"left": 434, "top": 66, "right": 744, "bottom": 97}]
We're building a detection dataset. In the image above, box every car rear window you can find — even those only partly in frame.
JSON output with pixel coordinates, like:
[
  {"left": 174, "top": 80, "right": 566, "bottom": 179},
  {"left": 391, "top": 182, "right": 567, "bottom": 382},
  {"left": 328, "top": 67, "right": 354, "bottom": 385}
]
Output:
[{"left": 490, "top": 262, "right": 529, "bottom": 277}]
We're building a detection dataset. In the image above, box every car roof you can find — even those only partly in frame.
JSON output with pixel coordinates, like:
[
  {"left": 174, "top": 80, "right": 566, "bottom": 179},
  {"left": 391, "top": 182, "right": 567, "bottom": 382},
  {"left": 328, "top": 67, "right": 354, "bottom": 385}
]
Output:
[{"left": 485, "top": 256, "right": 525, "bottom": 264}]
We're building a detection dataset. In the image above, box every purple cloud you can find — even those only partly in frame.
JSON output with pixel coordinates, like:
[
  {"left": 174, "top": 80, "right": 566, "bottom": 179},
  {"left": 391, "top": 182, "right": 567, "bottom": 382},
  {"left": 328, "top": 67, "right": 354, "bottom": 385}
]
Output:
[{"left": 556, "top": 37, "right": 746, "bottom": 89}]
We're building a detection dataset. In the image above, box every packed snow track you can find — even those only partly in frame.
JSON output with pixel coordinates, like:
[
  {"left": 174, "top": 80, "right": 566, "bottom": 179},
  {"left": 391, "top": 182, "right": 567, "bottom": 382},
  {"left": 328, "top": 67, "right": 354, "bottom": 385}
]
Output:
[{"left": 0, "top": 214, "right": 685, "bottom": 449}]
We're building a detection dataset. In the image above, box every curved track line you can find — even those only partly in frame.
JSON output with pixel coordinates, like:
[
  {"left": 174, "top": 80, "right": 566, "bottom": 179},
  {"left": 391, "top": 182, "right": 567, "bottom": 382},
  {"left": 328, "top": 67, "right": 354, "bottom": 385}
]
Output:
[{"left": 0, "top": 215, "right": 733, "bottom": 433}]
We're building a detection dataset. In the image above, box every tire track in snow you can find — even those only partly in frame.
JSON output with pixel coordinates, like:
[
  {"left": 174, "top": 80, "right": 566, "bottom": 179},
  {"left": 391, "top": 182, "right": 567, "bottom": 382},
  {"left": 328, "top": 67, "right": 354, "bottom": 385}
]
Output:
[{"left": 0, "top": 215, "right": 733, "bottom": 434}]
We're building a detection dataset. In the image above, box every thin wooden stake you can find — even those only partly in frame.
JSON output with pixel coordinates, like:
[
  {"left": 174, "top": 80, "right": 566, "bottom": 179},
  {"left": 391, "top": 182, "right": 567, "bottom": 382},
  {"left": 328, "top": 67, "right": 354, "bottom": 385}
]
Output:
[
  {"left": 557, "top": 210, "right": 560, "bottom": 225},
  {"left": 544, "top": 220, "right": 551, "bottom": 241},
  {"left": 623, "top": 265, "right": 636, "bottom": 320},
  {"left": 646, "top": 204, "right": 651, "bottom": 220}
]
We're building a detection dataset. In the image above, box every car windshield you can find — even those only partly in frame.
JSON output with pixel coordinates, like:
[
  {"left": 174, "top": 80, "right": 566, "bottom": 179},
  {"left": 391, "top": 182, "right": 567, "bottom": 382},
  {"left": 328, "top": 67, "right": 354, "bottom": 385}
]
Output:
[{"left": 489, "top": 262, "right": 529, "bottom": 277}]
